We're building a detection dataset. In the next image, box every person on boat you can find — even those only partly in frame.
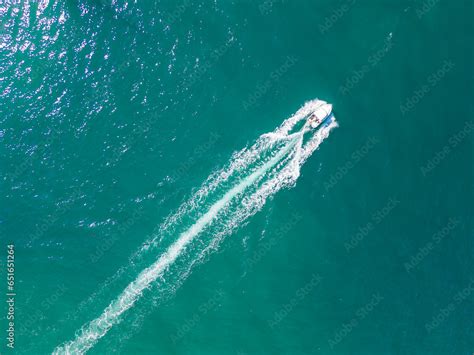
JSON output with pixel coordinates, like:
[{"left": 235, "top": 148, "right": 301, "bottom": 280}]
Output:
[{"left": 309, "top": 114, "right": 320, "bottom": 125}]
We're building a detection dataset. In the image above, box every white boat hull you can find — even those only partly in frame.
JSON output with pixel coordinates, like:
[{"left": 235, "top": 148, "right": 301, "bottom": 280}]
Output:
[{"left": 308, "top": 100, "right": 333, "bottom": 129}]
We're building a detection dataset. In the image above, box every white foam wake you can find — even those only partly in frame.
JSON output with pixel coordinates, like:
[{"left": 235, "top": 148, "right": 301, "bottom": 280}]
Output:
[{"left": 53, "top": 99, "right": 338, "bottom": 354}]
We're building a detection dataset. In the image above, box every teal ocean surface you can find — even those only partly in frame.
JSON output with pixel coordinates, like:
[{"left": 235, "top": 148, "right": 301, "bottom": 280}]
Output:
[{"left": 1, "top": 1, "right": 473, "bottom": 354}]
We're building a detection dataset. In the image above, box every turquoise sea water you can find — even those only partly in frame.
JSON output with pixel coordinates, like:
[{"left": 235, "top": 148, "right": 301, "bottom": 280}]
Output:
[{"left": 1, "top": 1, "right": 473, "bottom": 354}]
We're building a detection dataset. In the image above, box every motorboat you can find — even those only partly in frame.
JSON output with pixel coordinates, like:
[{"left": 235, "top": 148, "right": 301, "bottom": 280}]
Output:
[{"left": 307, "top": 101, "right": 333, "bottom": 129}]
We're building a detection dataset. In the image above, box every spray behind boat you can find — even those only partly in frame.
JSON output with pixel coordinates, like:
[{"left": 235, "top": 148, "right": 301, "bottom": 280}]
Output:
[{"left": 53, "top": 99, "right": 338, "bottom": 354}]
